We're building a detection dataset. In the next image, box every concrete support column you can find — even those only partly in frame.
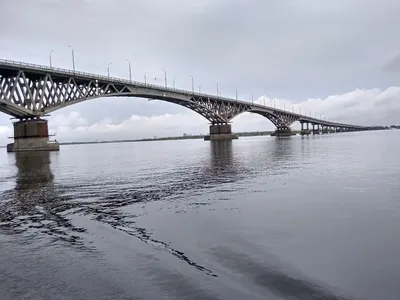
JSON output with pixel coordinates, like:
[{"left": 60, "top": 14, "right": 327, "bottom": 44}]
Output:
[
  {"left": 271, "top": 127, "right": 296, "bottom": 137},
  {"left": 204, "top": 124, "right": 238, "bottom": 141},
  {"left": 312, "top": 124, "right": 320, "bottom": 134},
  {"left": 6, "top": 119, "right": 59, "bottom": 152},
  {"left": 300, "top": 122, "right": 311, "bottom": 135}
]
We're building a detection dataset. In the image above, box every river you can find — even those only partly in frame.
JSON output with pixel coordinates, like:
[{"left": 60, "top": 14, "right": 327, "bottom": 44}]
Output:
[{"left": 1, "top": 130, "right": 399, "bottom": 300}]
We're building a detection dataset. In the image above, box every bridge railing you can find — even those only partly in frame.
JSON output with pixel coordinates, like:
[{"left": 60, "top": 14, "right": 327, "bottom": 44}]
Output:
[
  {"left": 0, "top": 59, "right": 365, "bottom": 129},
  {"left": 0, "top": 58, "right": 213, "bottom": 98}
]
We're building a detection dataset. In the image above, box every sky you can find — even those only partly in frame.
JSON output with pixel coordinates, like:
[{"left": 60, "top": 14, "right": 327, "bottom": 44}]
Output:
[{"left": 0, "top": 0, "right": 399, "bottom": 143}]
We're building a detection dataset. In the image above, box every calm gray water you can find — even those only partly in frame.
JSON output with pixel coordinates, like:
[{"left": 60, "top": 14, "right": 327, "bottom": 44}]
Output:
[{"left": 1, "top": 130, "right": 400, "bottom": 300}]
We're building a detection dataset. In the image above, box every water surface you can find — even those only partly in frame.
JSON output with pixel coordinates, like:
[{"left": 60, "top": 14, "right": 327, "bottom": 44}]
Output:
[{"left": 1, "top": 131, "right": 400, "bottom": 300}]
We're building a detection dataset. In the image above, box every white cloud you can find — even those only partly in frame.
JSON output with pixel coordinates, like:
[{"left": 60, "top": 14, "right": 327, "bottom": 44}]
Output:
[{"left": 47, "top": 111, "right": 208, "bottom": 142}]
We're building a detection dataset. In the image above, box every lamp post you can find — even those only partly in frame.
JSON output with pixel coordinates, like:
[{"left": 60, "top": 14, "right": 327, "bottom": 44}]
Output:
[
  {"left": 235, "top": 87, "right": 238, "bottom": 100},
  {"left": 49, "top": 50, "right": 54, "bottom": 68},
  {"left": 67, "top": 45, "right": 75, "bottom": 71},
  {"left": 199, "top": 84, "right": 202, "bottom": 93},
  {"left": 161, "top": 68, "right": 167, "bottom": 87},
  {"left": 189, "top": 75, "right": 194, "bottom": 93},
  {"left": 173, "top": 77, "right": 177, "bottom": 89},
  {"left": 107, "top": 62, "right": 112, "bottom": 78},
  {"left": 217, "top": 83, "right": 219, "bottom": 98},
  {"left": 144, "top": 71, "right": 148, "bottom": 84},
  {"left": 125, "top": 59, "right": 132, "bottom": 82}
]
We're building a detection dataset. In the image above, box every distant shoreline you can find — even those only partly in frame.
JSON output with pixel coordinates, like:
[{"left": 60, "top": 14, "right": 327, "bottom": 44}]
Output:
[
  {"left": 0, "top": 126, "right": 393, "bottom": 148},
  {"left": 59, "top": 131, "right": 279, "bottom": 145},
  {"left": 55, "top": 126, "right": 397, "bottom": 146}
]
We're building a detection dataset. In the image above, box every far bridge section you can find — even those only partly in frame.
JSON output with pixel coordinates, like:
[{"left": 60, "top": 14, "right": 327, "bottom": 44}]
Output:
[{"left": 0, "top": 59, "right": 368, "bottom": 152}]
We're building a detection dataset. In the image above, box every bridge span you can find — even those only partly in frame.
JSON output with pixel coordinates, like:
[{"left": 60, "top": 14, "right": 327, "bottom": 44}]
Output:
[{"left": 0, "top": 59, "right": 368, "bottom": 152}]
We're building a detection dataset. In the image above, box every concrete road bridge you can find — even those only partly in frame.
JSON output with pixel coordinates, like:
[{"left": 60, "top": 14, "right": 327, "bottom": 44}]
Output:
[{"left": 0, "top": 59, "right": 368, "bottom": 152}]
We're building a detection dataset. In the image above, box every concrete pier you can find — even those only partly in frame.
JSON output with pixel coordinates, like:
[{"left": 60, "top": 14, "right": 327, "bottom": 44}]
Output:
[
  {"left": 312, "top": 124, "right": 320, "bottom": 135},
  {"left": 6, "top": 119, "right": 59, "bottom": 152},
  {"left": 300, "top": 122, "right": 311, "bottom": 135},
  {"left": 321, "top": 126, "right": 329, "bottom": 134},
  {"left": 271, "top": 129, "right": 296, "bottom": 137},
  {"left": 204, "top": 124, "right": 238, "bottom": 141}
]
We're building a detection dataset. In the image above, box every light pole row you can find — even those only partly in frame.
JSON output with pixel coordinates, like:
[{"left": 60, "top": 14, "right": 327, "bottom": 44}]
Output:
[
  {"left": 48, "top": 48, "right": 249, "bottom": 102},
  {"left": 49, "top": 46, "right": 75, "bottom": 71},
  {"left": 48, "top": 48, "right": 329, "bottom": 121}
]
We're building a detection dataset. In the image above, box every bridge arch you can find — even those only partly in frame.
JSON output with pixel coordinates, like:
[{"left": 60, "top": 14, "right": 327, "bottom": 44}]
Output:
[
  {"left": 227, "top": 108, "right": 299, "bottom": 131},
  {"left": 42, "top": 91, "right": 228, "bottom": 125}
]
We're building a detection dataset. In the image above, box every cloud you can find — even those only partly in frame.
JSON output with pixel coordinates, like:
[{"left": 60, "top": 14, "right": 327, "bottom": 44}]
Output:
[{"left": 46, "top": 111, "right": 208, "bottom": 142}]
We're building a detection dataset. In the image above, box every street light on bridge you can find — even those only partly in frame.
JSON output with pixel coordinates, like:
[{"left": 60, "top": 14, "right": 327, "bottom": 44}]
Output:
[
  {"left": 161, "top": 68, "right": 167, "bottom": 87},
  {"left": 189, "top": 75, "right": 194, "bottom": 93},
  {"left": 216, "top": 83, "right": 219, "bottom": 98},
  {"left": 67, "top": 45, "right": 75, "bottom": 72},
  {"left": 107, "top": 62, "right": 112, "bottom": 78},
  {"left": 173, "top": 77, "right": 177, "bottom": 89},
  {"left": 49, "top": 50, "right": 54, "bottom": 68},
  {"left": 144, "top": 71, "right": 148, "bottom": 84},
  {"left": 235, "top": 87, "right": 238, "bottom": 100},
  {"left": 199, "top": 84, "right": 202, "bottom": 93},
  {"left": 125, "top": 59, "right": 132, "bottom": 82}
]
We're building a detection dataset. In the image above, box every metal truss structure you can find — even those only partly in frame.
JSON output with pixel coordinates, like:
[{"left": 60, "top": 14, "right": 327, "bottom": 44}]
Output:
[{"left": 0, "top": 59, "right": 366, "bottom": 131}]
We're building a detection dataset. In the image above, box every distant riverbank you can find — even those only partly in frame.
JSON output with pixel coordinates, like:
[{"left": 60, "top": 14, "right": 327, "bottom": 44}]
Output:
[
  {"left": 0, "top": 126, "right": 393, "bottom": 148},
  {"left": 59, "top": 130, "right": 281, "bottom": 145}
]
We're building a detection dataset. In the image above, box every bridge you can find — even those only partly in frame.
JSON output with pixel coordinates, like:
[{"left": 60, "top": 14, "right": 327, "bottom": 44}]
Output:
[{"left": 0, "top": 59, "right": 368, "bottom": 152}]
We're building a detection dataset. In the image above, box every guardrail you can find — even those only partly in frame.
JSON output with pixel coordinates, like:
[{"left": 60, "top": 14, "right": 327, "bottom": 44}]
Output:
[
  {"left": 0, "top": 58, "right": 365, "bottom": 128},
  {"left": 0, "top": 58, "right": 229, "bottom": 101}
]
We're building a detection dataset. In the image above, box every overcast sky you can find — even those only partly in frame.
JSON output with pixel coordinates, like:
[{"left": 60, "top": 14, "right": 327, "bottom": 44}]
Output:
[{"left": 0, "top": 0, "right": 399, "bottom": 143}]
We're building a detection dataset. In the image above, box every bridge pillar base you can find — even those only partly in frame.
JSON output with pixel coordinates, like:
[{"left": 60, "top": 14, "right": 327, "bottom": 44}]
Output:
[
  {"left": 6, "top": 119, "right": 59, "bottom": 152},
  {"left": 271, "top": 129, "right": 296, "bottom": 137},
  {"left": 204, "top": 124, "right": 238, "bottom": 141},
  {"left": 300, "top": 130, "right": 311, "bottom": 136}
]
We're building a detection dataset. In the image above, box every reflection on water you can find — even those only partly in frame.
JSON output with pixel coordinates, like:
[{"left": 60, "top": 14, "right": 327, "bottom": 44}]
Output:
[
  {"left": 272, "top": 137, "right": 294, "bottom": 161},
  {"left": 211, "top": 246, "right": 355, "bottom": 300},
  {"left": 0, "top": 152, "right": 86, "bottom": 247},
  {"left": 210, "top": 140, "right": 233, "bottom": 168},
  {"left": 15, "top": 151, "right": 54, "bottom": 189}
]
